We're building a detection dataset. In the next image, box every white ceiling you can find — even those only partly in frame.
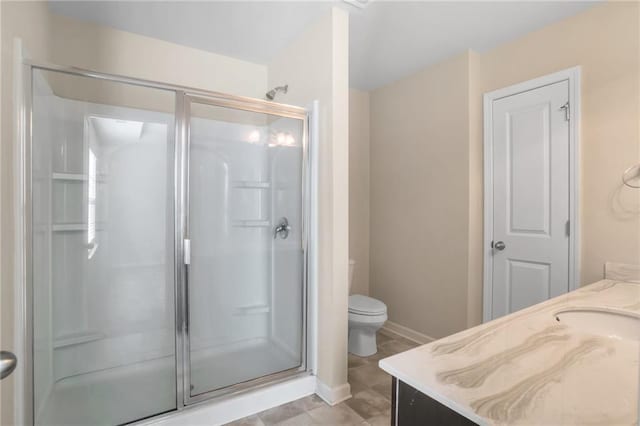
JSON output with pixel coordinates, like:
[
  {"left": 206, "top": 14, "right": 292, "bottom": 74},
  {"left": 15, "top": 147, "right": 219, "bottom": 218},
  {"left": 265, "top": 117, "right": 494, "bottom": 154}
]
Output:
[{"left": 48, "top": 1, "right": 597, "bottom": 90}]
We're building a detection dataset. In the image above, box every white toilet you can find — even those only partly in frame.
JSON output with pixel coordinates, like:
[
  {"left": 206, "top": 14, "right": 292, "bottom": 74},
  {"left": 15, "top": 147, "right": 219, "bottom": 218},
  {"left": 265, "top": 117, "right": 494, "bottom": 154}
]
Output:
[{"left": 348, "top": 260, "right": 388, "bottom": 357}]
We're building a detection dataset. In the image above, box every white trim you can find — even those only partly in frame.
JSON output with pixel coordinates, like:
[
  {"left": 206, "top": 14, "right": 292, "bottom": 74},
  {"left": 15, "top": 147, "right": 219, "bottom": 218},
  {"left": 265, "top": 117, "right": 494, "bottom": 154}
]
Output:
[
  {"left": 315, "top": 380, "right": 351, "bottom": 406},
  {"left": 482, "top": 66, "right": 581, "bottom": 323},
  {"left": 146, "top": 375, "right": 316, "bottom": 426},
  {"left": 308, "top": 100, "right": 320, "bottom": 375},
  {"left": 381, "top": 321, "right": 434, "bottom": 345}
]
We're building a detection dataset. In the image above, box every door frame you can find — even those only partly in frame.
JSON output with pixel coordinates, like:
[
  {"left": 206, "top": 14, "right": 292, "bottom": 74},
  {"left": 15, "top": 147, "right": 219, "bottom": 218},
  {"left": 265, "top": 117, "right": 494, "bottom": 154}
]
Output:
[
  {"left": 482, "top": 66, "right": 581, "bottom": 323},
  {"left": 178, "top": 93, "right": 311, "bottom": 406}
]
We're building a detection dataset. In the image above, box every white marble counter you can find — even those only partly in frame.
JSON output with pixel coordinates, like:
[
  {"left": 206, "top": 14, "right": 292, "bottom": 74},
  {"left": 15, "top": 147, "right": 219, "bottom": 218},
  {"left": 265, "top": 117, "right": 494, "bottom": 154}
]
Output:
[{"left": 379, "top": 279, "right": 640, "bottom": 425}]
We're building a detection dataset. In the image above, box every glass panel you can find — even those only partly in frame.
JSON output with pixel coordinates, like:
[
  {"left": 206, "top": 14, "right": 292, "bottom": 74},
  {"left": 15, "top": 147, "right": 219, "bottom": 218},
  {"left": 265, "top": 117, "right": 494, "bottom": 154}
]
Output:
[
  {"left": 32, "top": 69, "right": 177, "bottom": 425},
  {"left": 187, "top": 101, "right": 305, "bottom": 396}
]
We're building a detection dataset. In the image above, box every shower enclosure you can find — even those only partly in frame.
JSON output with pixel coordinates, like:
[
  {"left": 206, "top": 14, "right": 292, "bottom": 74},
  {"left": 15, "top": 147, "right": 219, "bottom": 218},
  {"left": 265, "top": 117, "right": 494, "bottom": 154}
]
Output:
[{"left": 24, "top": 62, "right": 310, "bottom": 425}]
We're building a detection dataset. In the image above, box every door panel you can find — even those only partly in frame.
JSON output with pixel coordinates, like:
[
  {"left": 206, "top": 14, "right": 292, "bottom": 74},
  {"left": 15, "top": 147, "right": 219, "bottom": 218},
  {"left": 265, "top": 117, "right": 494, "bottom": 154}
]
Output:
[
  {"left": 491, "top": 80, "right": 570, "bottom": 319},
  {"left": 508, "top": 260, "right": 551, "bottom": 313},
  {"left": 184, "top": 99, "right": 305, "bottom": 400},
  {"left": 31, "top": 69, "right": 177, "bottom": 426},
  {"left": 509, "top": 103, "right": 551, "bottom": 235}
]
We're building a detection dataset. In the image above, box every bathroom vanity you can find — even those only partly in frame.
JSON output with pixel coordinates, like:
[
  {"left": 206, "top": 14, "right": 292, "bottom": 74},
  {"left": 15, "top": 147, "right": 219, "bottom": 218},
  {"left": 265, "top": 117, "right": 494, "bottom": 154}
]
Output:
[
  {"left": 380, "top": 269, "right": 640, "bottom": 425},
  {"left": 390, "top": 378, "right": 477, "bottom": 425}
]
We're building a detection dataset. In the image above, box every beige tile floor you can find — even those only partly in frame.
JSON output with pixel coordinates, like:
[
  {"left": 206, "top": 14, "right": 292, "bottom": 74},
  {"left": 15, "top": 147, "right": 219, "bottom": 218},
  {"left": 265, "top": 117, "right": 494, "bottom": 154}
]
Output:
[{"left": 226, "top": 331, "right": 419, "bottom": 426}]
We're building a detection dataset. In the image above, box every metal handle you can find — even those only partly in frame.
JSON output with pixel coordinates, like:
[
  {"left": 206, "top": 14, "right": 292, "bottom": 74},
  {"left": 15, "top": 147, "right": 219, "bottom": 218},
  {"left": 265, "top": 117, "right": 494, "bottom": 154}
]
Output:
[
  {"left": 274, "top": 217, "right": 291, "bottom": 239},
  {"left": 493, "top": 241, "right": 506, "bottom": 251},
  {"left": 0, "top": 351, "right": 17, "bottom": 380}
]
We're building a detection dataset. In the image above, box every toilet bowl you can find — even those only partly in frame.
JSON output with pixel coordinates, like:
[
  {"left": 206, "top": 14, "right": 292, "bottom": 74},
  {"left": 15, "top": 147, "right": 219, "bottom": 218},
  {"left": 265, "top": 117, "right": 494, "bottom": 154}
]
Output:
[{"left": 348, "top": 260, "right": 387, "bottom": 357}]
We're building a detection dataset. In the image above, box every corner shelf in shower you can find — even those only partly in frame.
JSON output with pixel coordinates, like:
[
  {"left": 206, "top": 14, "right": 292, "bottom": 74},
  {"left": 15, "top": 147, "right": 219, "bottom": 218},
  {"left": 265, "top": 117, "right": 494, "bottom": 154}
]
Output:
[
  {"left": 52, "top": 172, "right": 107, "bottom": 182},
  {"left": 52, "top": 223, "right": 105, "bottom": 232},
  {"left": 53, "top": 331, "right": 105, "bottom": 349},
  {"left": 232, "top": 220, "right": 271, "bottom": 228},
  {"left": 234, "top": 303, "right": 270, "bottom": 315},
  {"left": 232, "top": 180, "right": 271, "bottom": 189}
]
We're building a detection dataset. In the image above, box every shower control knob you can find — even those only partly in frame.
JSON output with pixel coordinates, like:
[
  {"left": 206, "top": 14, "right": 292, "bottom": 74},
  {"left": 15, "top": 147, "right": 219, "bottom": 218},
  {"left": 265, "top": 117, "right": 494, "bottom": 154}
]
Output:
[
  {"left": 274, "top": 217, "right": 291, "bottom": 240},
  {"left": 493, "top": 241, "right": 506, "bottom": 251}
]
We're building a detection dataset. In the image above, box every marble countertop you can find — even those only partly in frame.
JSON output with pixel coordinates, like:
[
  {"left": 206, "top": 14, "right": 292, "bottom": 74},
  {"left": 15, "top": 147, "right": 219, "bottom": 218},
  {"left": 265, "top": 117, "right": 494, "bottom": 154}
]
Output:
[{"left": 379, "top": 278, "right": 640, "bottom": 425}]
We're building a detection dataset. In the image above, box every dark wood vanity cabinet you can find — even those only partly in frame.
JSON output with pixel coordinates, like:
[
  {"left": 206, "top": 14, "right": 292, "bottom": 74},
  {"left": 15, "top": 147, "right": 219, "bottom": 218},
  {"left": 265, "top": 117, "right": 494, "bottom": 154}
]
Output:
[{"left": 390, "top": 378, "right": 479, "bottom": 426}]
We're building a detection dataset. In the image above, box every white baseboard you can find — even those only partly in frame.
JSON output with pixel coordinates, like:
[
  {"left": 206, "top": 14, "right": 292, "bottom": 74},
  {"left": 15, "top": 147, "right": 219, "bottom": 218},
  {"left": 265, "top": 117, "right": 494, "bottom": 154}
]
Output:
[
  {"left": 382, "top": 321, "right": 435, "bottom": 345},
  {"left": 148, "top": 375, "right": 316, "bottom": 426},
  {"left": 315, "top": 380, "right": 351, "bottom": 406}
]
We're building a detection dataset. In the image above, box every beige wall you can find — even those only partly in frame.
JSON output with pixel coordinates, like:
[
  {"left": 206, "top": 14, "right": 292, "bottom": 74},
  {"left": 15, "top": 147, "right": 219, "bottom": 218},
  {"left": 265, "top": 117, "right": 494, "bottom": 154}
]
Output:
[
  {"left": 48, "top": 12, "right": 267, "bottom": 99},
  {"left": 370, "top": 1, "right": 640, "bottom": 339},
  {"left": 349, "top": 89, "right": 370, "bottom": 296},
  {"left": 370, "top": 52, "right": 472, "bottom": 339}
]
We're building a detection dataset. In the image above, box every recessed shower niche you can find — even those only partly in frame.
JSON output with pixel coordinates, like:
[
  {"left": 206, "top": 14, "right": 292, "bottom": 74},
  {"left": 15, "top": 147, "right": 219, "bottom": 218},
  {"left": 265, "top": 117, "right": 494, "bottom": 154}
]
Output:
[{"left": 29, "top": 66, "right": 309, "bottom": 425}]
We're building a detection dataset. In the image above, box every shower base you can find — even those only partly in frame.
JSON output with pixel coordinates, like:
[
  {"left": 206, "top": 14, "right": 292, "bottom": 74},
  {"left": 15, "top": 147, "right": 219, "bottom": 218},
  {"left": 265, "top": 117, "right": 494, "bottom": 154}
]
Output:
[{"left": 36, "top": 338, "right": 300, "bottom": 425}]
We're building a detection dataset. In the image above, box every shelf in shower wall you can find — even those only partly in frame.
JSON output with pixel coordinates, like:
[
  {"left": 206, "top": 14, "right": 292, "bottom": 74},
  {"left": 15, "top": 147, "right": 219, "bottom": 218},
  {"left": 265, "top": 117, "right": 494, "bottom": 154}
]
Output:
[
  {"left": 232, "top": 180, "right": 271, "bottom": 189},
  {"left": 53, "top": 331, "right": 105, "bottom": 349},
  {"left": 234, "top": 304, "right": 270, "bottom": 315},
  {"left": 52, "top": 223, "right": 105, "bottom": 232},
  {"left": 232, "top": 220, "right": 271, "bottom": 228},
  {"left": 52, "top": 172, "right": 107, "bottom": 182}
]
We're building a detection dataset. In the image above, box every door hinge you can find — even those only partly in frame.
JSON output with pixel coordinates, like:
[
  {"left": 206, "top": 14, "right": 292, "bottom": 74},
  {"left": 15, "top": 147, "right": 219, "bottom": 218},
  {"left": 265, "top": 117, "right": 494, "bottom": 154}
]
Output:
[
  {"left": 565, "top": 220, "right": 570, "bottom": 237},
  {"left": 184, "top": 238, "right": 191, "bottom": 265},
  {"left": 560, "top": 102, "right": 570, "bottom": 121}
]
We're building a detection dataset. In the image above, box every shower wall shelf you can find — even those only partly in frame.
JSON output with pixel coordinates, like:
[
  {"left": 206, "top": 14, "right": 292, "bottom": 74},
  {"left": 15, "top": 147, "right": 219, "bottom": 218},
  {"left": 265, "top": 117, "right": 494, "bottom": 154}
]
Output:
[
  {"left": 53, "top": 331, "right": 105, "bottom": 349},
  {"left": 52, "top": 172, "right": 107, "bottom": 182},
  {"left": 234, "top": 304, "right": 270, "bottom": 315},
  {"left": 232, "top": 220, "right": 270, "bottom": 228},
  {"left": 52, "top": 223, "right": 104, "bottom": 232},
  {"left": 232, "top": 180, "right": 270, "bottom": 189}
]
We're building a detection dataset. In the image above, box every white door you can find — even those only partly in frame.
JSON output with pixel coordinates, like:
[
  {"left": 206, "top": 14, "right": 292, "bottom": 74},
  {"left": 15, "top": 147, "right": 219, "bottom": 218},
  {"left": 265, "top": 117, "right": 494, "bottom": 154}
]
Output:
[{"left": 490, "top": 80, "right": 570, "bottom": 320}]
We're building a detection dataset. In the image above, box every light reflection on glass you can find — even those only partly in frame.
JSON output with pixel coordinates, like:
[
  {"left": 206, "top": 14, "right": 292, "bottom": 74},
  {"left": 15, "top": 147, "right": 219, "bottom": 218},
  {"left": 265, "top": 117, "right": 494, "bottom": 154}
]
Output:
[
  {"left": 87, "top": 149, "right": 97, "bottom": 259},
  {"left": 248, "top": 130, "right": 261, "bottom": 143},
  {"left": 270, "top": 131, "right": 296, "bottom": 147}
]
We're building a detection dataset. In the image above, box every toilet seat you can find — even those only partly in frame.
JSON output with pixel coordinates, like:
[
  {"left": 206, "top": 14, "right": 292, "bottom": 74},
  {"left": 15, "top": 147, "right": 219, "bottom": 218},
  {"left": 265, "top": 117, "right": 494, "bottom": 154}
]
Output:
[{"left": 348, "top": 295, "right": 387, "bottom": 316}]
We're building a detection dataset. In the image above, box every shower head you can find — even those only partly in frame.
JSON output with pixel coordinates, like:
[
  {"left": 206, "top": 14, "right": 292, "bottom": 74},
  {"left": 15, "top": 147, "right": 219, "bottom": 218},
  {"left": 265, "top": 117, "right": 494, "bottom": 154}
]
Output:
[{"left": 266, "top": 84, "right": 288, "bottom": 101}]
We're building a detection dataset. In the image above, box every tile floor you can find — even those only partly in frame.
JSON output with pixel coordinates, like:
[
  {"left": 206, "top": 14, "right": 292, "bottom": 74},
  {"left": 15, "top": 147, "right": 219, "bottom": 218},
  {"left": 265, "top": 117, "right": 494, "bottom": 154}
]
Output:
[{"left": 226, "top": 330, "right": 419, "bottom": 426}]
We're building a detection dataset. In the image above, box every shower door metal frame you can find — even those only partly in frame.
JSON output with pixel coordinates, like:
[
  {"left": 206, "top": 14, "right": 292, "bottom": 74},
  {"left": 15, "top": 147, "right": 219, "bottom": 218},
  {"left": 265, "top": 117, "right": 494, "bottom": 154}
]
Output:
[
  {"left": 177, "top": 92, "right": 310, "bottom": 406},
  {"left": 19, "top": 59, "right": 312, "bottom": 424}
]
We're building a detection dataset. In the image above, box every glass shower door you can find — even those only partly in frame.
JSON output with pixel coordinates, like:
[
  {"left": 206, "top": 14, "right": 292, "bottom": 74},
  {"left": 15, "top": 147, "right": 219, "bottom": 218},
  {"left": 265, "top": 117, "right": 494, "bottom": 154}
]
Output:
[
  {"left": 31, "top": 69, "right": 177, "bottom": 425},
  {"left": 184, "top": 97, "right": 307, "bottom": 399}
]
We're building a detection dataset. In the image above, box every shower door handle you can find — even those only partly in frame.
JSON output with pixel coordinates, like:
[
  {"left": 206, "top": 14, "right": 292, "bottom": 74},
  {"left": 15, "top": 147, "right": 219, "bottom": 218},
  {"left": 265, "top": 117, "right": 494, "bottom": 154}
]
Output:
[{"left": 0, "top": 351, "right": 17, "bottom": 380}]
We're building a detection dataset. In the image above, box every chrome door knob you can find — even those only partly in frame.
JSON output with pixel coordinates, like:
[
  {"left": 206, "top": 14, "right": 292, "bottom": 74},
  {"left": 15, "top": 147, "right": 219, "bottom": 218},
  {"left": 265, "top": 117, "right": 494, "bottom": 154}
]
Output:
[
  {"left": 493, "top": 241, "right": 506, "bottom": 251},
  {"left": 0, "top": 351, "right": 17, "bottom": 380}
]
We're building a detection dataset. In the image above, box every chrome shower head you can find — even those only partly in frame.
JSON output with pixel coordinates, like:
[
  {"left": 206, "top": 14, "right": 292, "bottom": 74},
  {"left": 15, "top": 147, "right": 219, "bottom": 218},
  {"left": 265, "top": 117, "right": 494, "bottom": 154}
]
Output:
[{"left": 266, "top": 84, "right": 288, "bottom": 101}]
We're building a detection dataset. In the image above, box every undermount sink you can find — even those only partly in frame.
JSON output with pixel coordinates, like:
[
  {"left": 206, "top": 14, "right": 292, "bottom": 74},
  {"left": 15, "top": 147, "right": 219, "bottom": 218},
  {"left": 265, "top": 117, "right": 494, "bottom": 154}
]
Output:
[{"left": 554, "top": 308, "right": 640, "bottom": 341}]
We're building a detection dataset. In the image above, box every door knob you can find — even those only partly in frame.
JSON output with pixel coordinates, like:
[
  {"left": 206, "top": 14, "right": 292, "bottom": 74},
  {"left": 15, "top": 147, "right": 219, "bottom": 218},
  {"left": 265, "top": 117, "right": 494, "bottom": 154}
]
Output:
[
  {"left": 493, "top": 241, "right": 506, "bottom": 251},
  {"left": 0, "top": 351, "right": 17, "bottom": 380}
]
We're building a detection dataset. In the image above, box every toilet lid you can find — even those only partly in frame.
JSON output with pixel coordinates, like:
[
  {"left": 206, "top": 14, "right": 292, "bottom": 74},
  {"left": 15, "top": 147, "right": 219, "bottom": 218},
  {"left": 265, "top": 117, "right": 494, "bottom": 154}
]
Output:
[{"left": 349, "top": 295, "right": 387, "bottom": 315}]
